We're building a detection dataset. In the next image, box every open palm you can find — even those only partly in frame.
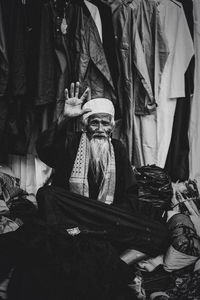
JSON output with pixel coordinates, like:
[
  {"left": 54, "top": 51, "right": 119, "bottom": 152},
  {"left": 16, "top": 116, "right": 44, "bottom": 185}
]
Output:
[{"left": 63, "top": 82, "right": 91, "bottom": 118}]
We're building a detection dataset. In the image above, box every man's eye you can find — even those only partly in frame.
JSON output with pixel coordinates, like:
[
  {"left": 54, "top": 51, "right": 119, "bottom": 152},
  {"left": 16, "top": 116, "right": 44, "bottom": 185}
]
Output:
[{"left": 90, "top": 121, "right": 98, "bottom": 126}]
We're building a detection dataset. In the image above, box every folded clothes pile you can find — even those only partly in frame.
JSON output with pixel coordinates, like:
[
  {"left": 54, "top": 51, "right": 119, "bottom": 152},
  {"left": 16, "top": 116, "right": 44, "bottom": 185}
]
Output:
[{"left": 146, "top": 179, "right": 200, "bottom": 300}]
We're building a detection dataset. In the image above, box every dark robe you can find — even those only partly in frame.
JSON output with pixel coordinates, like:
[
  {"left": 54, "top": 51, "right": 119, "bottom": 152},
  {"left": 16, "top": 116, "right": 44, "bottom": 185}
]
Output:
[
  {"left": 36, "top": 121, "right": 169, "bottom": 257},
  {"left": 0, "top": 120, "right": 168, "bottom": 299},
  {"left": 36, "top": 121, "right": 138, "bottom": 209}
]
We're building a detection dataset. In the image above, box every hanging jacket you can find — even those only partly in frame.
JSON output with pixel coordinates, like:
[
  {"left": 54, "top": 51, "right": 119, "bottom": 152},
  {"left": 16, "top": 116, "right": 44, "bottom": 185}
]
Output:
[
  {"left": 53, "top": 0, "right": 116, "bottom": 106},
  {"left": 102, "top": 0, "right": 169, "bottom": 159},
  {"left": 51, "top": 0, "right": 116, "bottom": 120},
  {"left": 0, "top": 1, "right": 9, "bottom": 96},
  {"left": 67, "top": 0, "right": 116, "bottom": 102},
  {"left": 132, "top": 0, "right": 169, "bottom": 115},
  {"left": 35, "top": 1, "right": 56, "bottom": 105}
]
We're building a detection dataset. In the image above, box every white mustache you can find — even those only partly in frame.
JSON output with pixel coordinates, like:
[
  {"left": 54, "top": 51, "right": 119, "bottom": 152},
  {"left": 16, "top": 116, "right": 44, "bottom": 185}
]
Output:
[{"left": 92, "top": 132, "right": 108, "bottom": 138}]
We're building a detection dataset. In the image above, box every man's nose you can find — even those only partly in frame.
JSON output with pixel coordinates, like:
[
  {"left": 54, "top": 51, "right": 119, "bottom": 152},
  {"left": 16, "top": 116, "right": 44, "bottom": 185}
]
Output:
[{"left": 97, "top": 122, "right": 104, "bottom": 132}]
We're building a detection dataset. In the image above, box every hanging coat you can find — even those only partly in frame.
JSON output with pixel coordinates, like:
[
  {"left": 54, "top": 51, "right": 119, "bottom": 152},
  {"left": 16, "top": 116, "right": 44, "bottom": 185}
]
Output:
[
  {"left": 0, "top": 1, "right": 9, "bottom": 97},
  {"left": 71, "top": 0, "right": 116, "bottom": 102},
  {"left": 102, "top": 0, "right": 169, "bottom": 162},
  {"left": 53, "top": 0, "right": 116, "bottom": 117}
]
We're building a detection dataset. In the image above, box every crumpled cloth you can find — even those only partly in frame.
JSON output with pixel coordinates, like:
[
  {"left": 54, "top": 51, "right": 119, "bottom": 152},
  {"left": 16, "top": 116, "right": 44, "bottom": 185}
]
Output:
[
  {"left": 134, "top": 165, "right": 173, "bottom": 221},
  {"left": 0, "top": 216, "right": 19, "bottom": 234}
]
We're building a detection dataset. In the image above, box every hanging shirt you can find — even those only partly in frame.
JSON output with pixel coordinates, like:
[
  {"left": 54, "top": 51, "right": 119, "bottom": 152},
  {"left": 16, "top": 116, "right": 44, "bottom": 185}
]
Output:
[
  {"left": 157, "top": 0, "right": 194, "bottom": 168},
  {"left": 84, "top": 0, "right": 103, "bottom": 42},
  {"left": 189, "top": 0, "right": 200, "bottom": 188},
  {"left": 132, "top": 0, "right": 169, "bottom": 166},
  {"left": 133, "top": 0, "right": 169, "bottom": 115},
  {"left": 104, "top": 0, "right": 169, "bottom": 163}
]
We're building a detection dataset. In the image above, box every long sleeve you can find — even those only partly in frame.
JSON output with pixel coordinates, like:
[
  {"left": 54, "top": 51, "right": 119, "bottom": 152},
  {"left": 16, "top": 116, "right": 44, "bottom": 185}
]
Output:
[
  {"left": 36, "top": 121, "right": 81, "bottom": 189},
  {"left": 112, "top": 139, "right": 139, "bottom": 211},
  {"left": 36, "top": 121, "right": 66, "bottom": 168}
]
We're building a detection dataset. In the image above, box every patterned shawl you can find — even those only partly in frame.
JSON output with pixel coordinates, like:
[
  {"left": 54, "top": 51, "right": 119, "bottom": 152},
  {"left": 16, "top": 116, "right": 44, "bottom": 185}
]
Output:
[{"left": 69, "top": 133, "right": 116, "bottom": 205}]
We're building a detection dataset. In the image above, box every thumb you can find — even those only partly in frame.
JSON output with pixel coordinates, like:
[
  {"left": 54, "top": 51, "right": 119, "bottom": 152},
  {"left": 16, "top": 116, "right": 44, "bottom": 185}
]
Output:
[{"left": 80, "top": 108, "right": 92, "bottom": 116}]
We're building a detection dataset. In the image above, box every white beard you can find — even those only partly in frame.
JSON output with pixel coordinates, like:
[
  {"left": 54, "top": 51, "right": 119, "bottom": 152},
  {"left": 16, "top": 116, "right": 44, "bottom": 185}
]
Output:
[{"left": 89, "top": 137, "right": 111, "bottom": 183}]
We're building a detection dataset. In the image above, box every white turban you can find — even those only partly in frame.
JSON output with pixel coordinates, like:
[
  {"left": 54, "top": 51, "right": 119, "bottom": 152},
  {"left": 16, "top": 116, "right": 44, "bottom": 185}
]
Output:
[{"left": 82, "top": 98, "right": 115, "bottom": 123}]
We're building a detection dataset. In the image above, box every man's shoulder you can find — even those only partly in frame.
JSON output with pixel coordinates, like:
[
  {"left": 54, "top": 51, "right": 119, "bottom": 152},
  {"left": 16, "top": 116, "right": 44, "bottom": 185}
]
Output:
[
  {"left": 65, "top": 131, "right": 82, "bottom": 144},
  {"left": 111, "top": 138, "right": 126, "bottom": 150},
  {"left": 66, "top": 131, "right": 82, "bottom": 138},
  {"left": 111, "top": 138, "right": 129, "bottom": 157}
]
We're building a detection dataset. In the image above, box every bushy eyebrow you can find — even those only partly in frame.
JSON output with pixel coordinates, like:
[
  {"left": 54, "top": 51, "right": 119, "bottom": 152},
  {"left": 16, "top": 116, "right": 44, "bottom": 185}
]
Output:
[
  {"left": 89, "top": 118, "right": 111, "bottom": 123},
  {"left": 89, "top": 115, "right": 111, "bottom": 121}
]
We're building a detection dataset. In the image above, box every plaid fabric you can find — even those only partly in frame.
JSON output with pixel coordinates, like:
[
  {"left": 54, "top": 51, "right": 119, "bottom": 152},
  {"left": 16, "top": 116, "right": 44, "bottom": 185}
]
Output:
[
  {"left": 0, "top": 172, "right": 21, "bottom": 203},
  {"left": 69, "top": 133, "right": 116, "bottom": 205},
  {"left": 0, "top": 216, "right": 19, "bottom": 234},
  {"left": 0, "top": 172, "right": 24, "bottom": 215}
]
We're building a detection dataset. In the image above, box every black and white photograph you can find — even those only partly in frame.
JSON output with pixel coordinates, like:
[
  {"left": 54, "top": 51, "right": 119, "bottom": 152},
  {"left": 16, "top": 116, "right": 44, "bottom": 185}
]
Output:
[{"left": 0, "top": 0, "right": 199, "bottom": 299}]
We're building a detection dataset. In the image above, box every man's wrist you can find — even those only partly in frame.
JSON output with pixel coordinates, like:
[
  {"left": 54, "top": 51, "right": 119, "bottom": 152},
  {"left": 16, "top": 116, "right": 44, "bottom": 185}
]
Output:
[{"left": 57, "top": 113, "right": 70, "bottom": 126}]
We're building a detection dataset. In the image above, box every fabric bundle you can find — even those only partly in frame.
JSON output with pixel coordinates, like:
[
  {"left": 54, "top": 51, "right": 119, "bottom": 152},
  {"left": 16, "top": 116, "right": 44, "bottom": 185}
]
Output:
[
  {"left": 0, "top": 172, "right": 28, "bottom": 215},
  {"left": 134, "top": 165, "right": 173, "bottom": 220},
  {"left": 167, "top": 213, "right": 200, "bottom": 257},
  {"left": 0, "top": 172, "right": 21, "bottom": 200},
  {"left": 172, "top": 180, "right": 200, "bottom": 215},
  {"left": 172, "top": 180, "right": 200, "bottom": 238},
  {"left": 163, "top": 213, "right": 200, "bottom": 272},
  {"left": 0, "top": 170, "right": 37, "bottom": 231},
  {"left": 0, "top": 172, "right": 22, "bottom": 216},
  {"left": 37, "top": 186, "right": 170, "bottom": 256}
]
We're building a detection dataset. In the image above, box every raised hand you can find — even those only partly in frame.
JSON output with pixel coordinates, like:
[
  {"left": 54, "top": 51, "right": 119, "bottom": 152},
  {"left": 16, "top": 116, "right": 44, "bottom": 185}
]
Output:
[
  {"left": 58, "top": 82, "right": 91, "bottom": 125},
  {"left": 63, "top": 82, "right": 91, "bottom": 118}
]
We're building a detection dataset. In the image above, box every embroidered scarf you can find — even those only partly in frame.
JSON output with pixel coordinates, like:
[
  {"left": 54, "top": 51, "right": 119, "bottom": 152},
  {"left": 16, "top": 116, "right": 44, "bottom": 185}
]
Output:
[{"left": 69, "top": 133, "right": 116, "bottom": 205}]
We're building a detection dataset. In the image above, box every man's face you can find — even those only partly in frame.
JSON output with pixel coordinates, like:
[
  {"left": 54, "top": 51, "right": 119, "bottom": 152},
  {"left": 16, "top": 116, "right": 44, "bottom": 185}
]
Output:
[{"left": 86, "top": 113, "right": 114, "bottom": 139}]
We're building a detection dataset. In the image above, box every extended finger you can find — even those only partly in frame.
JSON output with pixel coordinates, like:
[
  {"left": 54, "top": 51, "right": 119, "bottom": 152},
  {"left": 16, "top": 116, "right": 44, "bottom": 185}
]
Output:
[
  {"left": 70, "top": 82, "right": 75, "bottom": 98},
  {"left": 86, "top": 87, "right": 91, "bottom": 102},
  {"left": 75, "top": 82, "right": 80, "bottom": 98},
  {"left": 64, "top": 88, "right": 69, "bottom": 100},
  {"left": 80, "top": 87, "right": 90, "bottom": 103}
]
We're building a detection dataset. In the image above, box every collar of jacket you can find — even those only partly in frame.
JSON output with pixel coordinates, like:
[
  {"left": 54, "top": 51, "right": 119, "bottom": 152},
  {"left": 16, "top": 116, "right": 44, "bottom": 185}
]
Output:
[
  {"left": 81, "top": 3, "right": 115, "bottom": 91},
  {"left": 101, "top": 0, "right": 135, "bottom": 13}
]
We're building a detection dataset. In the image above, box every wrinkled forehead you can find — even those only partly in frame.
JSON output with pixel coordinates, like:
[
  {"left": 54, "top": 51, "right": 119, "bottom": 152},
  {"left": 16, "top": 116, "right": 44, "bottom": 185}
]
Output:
[{"left": 87, "top": 113, "right": 112, "bottom": 123}]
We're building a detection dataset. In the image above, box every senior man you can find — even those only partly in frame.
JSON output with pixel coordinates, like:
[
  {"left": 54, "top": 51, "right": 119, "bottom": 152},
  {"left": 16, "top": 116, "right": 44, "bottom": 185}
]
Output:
[
  {"left": 36, "top": 82, "right": 138, "bottom": 207},
  {"left": 36, "top": 82, "right": 169, "bottom": 257}
]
